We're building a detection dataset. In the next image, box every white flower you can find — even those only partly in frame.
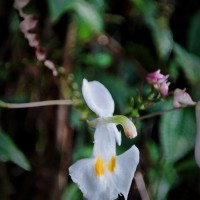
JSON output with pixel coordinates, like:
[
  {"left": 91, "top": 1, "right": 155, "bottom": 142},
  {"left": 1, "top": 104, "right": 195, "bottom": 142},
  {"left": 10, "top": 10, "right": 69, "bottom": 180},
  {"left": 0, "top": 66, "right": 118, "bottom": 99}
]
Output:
[
  {"left": 69, "top": 127, "right": 139, "bottom": 200},
  {"left": 69, "top": 79, "right": 139, "bottom": 199}
]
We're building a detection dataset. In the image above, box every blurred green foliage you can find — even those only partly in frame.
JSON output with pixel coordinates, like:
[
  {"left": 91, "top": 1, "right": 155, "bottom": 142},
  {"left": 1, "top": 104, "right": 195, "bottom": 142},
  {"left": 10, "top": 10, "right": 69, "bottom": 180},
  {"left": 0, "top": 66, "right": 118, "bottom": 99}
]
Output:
[
  {"left": 0, "top": 0, "right": 200, "bottom": 199},
  {"left": 0, "top": 129, "right": 31, "bottom": 171}
]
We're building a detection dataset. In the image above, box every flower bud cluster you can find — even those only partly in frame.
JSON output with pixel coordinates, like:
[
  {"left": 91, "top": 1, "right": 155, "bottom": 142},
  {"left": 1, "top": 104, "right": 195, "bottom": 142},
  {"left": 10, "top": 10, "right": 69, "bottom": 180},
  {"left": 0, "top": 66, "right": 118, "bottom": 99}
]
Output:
[
  {"left": 146, "top": 69, "right": 170, "bottom": 96},
  {"left": 13, "top": 0, "right": 58, "bottom": 76}
]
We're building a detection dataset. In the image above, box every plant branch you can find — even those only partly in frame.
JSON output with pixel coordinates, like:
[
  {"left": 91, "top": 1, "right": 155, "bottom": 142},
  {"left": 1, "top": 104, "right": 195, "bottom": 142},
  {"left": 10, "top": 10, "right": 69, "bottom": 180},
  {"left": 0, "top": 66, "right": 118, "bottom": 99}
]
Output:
[
  {"left": 137, "top": 107, "right": 179, "bottom": 120},
  {"left": 137, "top": 104, "right": 196, "bottom": 120},
  {"left": 0, "top": 99, "right": 77, "bottom": 109}
]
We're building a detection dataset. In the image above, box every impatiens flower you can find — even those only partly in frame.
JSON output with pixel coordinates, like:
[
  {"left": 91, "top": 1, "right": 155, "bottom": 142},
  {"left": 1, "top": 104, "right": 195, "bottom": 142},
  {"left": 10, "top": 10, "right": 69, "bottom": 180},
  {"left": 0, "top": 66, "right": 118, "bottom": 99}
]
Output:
[
  {"left": 146, "top": 69, "right": 170, "bottom": 96},
  {"left": 173, "top": 88, "right": 196, "bottom": 108},
  {"left": 69, "top": 141, "right": 139, "bottom": 200},
  {"left": 69, "top": 79, "right": 139, "bottom": 199},
  {"left": 195, "top": 102, "right": 200, "bottom": 167}
]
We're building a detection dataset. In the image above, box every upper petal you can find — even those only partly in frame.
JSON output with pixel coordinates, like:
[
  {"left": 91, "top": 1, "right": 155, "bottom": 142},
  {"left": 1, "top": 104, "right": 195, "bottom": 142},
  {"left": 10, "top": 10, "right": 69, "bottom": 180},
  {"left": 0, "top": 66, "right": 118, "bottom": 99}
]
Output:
[
  {"left": 111, "top": 145, "right": 139, "bottom": 200},
  {"left": 82, "top": 79, "right": 114, "bottom": 117}
]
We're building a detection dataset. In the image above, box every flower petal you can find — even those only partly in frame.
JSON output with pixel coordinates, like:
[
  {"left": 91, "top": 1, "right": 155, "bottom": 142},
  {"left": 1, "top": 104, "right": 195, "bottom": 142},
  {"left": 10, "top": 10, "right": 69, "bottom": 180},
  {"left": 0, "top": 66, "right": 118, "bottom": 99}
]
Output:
[
  {"left": 93, "top": 124, "right": 116, "bottom": 161},
  {"left": 82, "top": 79, "right": 114, "bottom": 117},
  {"left": 69, "top": 158, "right": 118, "bottom": 200},
  {"left": 110, "top": 123, "right": 121, "bottom": 146},
  {"left": 112, "top": 145, "right": 139, "bottom": 200}
]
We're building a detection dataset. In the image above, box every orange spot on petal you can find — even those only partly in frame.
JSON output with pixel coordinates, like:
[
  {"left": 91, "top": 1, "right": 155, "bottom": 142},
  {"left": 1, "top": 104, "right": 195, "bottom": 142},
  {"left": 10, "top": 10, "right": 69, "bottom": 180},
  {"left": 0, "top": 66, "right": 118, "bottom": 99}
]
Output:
[
  {"left": 94, "top": 156, "right": 105, "bottom": 176},
  {"left": 108, "top": 156, "right": 116, "bottom": 173}
]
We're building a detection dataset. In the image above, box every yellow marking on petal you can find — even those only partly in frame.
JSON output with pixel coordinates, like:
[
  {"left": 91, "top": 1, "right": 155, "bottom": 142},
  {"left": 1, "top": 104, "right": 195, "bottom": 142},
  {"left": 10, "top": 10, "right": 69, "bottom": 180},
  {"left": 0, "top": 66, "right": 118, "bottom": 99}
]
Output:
[
  {"left": 94, "top": 156, "right": 105, "bottom": 176},
  {"left": 108, "top": 156, "right": 116, "bottom": 173}
]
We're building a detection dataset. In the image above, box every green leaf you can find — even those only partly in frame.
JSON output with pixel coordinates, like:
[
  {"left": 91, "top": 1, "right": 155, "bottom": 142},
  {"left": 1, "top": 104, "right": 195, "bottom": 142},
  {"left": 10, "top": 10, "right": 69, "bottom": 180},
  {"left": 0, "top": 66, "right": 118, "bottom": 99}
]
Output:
[
  {"left": 45, "top": 0, "right": 104, "bottom": 40},
  {"left": 61, "top": 183, "right": 82, "bottom": 200},
  {"left": 47, "top": 0, "right": 75, "bottom": 21},
  {"left": 90, "top": 0, "right": 106, "bottom": 12},
  {"left": 72, "top": 145, "right": 93, "bottom": 162},
  {"left": 187, "top": 10, "right": 200, "bottom": 55},
  {"left": 75, "top": 17, "right": 94, "bottom": 41},
  {"left": 94, "top": 53, "right": 112, "bottom": 68},
  {"left": 173, "top": 43, "right": 200, "bottom": 84},
  {"left": 75, "top": 1, "right": 103, "bottom": 33},
  {"left": 149, "top": 163, "right": 178, "bottom": 200},
  {"left": 0, "top": 129, "right": 31, "bottom": 171},
  {"left": 47, "top": 0, "right": 104, "bottom": 32},
  {"left": 151, "top": 20, "right": 173, "bottom": 60},
  {"left": 168, "top": 59, "right": 179, "bottom": 81},
  {"left": 132, "top": 0, "right": 156, "bottom": 14},
  {"left": 132, "top": 0, "right": 173, "bottom": 60},
  {"left": 82, "top": 52, "right": 112, "bottom": 68},
  {"left": 69, "top": 106, "right": 85, "bottom": 129},
  {"left": 159, "top": 99, "right": 196, "bottom": 163},
  {"left": 146, "top": 140, "right": 160, "bottom": 162}
]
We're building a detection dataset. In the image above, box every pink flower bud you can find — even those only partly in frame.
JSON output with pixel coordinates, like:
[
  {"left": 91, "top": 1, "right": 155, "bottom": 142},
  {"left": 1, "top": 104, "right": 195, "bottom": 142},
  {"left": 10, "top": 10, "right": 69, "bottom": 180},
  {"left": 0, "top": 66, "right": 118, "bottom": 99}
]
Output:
[
  {"left": 173, "top": 88, "right": 196, "bottom": 108},
  {"left": 146, "top": 69, "right": 170, "bottom": 96},
  {"left": 146, "top": 69, "right": 168, "bottom": 85},
  {"left": 19, "top": 15, "right": 37, "bottom": 33},
  {"left": 158, "top": 81, "right": 170, "bottom": 96}
]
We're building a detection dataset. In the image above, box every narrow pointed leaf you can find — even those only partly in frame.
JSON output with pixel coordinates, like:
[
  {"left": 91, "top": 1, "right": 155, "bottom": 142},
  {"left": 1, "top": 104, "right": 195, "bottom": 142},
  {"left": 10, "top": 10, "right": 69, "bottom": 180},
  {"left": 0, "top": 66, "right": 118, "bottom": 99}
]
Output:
[{"left": 0, "top": 129, "right": 31, "bottom": 171}]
